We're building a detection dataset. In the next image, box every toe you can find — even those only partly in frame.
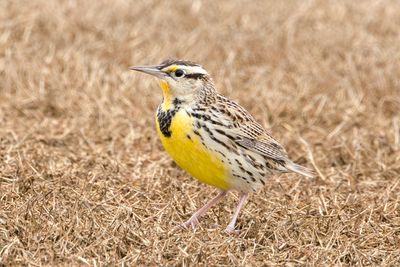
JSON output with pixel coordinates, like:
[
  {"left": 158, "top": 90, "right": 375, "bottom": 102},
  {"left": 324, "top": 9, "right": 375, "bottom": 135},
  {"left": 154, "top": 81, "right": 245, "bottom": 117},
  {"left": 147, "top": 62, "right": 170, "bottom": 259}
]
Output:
[
  {"left": 173, "top": 219, "right": 198, "bottom": 231},
  {"left": 225, "top": 226, "right": 240, "bottom": 235}
]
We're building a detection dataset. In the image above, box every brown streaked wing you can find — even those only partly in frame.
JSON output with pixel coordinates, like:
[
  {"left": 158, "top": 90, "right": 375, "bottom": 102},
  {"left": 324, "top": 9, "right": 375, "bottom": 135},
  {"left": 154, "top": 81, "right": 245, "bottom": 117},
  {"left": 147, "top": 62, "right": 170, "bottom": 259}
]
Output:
[
  {"left": 234, "top": 135, "right": 289, "bottom": 162},
  {"left": 212, "top": 95, "right": 289, "bottom": 162}
]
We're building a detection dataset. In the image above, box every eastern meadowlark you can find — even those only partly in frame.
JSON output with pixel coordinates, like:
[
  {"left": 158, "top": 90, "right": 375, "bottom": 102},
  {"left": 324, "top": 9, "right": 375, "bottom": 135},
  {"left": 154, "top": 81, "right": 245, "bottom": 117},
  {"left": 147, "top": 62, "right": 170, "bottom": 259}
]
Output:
[{"left": 130, "top": 59, "right": 314, "bottom": 233}]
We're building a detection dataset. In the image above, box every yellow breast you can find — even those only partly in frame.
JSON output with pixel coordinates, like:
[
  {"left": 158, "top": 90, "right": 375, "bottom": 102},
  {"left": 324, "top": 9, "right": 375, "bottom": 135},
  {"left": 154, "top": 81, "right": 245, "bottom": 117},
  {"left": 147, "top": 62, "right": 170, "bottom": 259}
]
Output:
[{"left": 156, "top": 109, "right": 230, "bottom": 190}]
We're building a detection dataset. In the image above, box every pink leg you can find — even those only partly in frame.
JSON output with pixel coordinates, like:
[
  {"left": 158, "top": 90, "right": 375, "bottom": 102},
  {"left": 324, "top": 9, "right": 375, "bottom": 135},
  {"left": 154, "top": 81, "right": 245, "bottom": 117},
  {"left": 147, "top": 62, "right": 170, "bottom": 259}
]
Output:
[
  {"left": 180, "top": 190, "right": 227, "bottom": 229},
  {"left": 225, "top": 193, "right": 249, "bottom": 233}
]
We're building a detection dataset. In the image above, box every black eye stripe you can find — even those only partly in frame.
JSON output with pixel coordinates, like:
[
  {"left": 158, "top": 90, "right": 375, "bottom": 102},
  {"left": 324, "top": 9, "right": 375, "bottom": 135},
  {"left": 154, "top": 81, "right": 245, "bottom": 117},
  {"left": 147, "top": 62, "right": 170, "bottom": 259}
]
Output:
[
  {"left": 185, "top": 73, "right": 205, "bottom": 79},
  {"left": 166, "top": 70, "right": 205, "bottom": 79}
]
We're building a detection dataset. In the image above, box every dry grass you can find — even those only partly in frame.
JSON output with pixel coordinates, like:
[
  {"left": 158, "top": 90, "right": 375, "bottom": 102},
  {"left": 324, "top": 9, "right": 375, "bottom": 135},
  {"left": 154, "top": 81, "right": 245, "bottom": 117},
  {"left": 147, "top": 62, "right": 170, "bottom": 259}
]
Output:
[{"left": 1, "top": 0, "right": 400, "bottom": 265}]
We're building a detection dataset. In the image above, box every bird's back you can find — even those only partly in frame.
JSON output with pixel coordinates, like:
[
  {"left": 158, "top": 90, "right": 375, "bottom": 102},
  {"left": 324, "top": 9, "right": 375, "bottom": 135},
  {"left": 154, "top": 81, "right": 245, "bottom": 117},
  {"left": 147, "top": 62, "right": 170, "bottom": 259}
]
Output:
[{"left": 186, "top": 94, "right": 292, "bottom": 191}]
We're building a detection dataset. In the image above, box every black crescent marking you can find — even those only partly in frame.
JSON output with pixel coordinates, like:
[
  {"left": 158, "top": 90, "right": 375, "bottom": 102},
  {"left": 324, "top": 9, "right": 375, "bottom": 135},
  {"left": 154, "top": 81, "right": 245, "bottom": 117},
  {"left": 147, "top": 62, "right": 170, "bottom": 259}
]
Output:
[{"left": 157, "top": 103, "right": 181, "bottom": 138}]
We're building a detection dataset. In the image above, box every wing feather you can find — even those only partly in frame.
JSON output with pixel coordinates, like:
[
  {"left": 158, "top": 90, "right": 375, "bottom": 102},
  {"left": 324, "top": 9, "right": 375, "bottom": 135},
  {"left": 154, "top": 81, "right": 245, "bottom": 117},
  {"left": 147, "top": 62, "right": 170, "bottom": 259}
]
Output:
[
  {"left": 203, "top": 95, "right": 315, "bottom": 177},
  {"left": 234, "top": 135, "right": 288, "bottom": 161}
]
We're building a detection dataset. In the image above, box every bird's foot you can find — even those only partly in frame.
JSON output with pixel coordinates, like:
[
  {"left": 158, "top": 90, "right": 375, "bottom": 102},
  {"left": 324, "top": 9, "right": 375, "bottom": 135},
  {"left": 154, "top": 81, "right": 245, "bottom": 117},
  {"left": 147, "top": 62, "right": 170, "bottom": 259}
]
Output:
[
  {"left": 225, "top": 225, "right": 240, "bottom": 235},
  {"left": 174, "top": 217, "right": 199, "bottom": 231}
]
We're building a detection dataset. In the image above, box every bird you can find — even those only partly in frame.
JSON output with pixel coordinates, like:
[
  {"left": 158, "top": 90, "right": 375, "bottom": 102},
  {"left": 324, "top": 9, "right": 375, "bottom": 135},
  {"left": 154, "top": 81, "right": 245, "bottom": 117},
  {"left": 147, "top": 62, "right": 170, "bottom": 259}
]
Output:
[{"left": 130, "top": 59, "right": 314, "bottom": 233}]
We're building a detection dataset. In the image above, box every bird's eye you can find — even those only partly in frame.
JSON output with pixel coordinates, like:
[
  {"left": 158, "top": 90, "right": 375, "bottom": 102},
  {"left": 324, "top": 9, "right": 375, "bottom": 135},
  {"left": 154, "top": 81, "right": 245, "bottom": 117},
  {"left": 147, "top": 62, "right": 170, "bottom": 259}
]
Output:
[{"left": 174, "top": 69, "right": 185, "bottom": 78}]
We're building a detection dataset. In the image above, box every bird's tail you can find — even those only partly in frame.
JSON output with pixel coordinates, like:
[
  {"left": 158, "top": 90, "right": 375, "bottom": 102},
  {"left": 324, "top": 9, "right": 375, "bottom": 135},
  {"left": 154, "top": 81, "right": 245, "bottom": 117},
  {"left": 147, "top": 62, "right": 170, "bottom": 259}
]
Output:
[{"left": 286, "top": 161, "right": 315, "bottom": 178}]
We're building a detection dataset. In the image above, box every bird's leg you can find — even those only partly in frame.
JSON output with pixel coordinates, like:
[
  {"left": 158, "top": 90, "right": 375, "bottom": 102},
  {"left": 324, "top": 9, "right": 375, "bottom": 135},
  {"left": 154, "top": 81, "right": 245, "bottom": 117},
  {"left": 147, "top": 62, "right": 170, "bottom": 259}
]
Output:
[
  {"left": 225, "top": 192, "right": 249, "bottom": 234},
  {"left": 179, "top": 190, "right": 227, "bottom": 230}
]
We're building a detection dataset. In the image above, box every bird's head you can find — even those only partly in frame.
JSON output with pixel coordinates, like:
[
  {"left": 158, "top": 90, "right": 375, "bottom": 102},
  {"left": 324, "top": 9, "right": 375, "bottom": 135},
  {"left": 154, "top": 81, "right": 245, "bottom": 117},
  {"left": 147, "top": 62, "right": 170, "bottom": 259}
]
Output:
[{"left": 130, "top": 59, "right": 214, "bottom": 106}]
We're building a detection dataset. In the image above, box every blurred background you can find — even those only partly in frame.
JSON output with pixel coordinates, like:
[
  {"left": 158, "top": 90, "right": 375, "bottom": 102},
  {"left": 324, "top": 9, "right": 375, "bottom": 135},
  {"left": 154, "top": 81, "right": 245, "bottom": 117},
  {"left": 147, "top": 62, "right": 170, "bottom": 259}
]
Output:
[{"left": 0, "top": 0, "right": 399, "bottom": 265}]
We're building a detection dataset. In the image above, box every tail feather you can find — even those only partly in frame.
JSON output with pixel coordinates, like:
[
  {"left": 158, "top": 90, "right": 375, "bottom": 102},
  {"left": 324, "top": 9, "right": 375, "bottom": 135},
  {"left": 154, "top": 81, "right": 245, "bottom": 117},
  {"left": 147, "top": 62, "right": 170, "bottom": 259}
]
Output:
[{"left": 286, "top": 162, "right": 315, "bottom": 178}]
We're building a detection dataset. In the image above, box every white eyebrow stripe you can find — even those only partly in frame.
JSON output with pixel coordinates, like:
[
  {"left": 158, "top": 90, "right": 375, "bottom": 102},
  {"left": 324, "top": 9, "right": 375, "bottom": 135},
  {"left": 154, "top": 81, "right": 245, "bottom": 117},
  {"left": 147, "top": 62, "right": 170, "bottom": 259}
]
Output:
[{"left": 181, "top": 65, "right": 208, "bottom": 75}]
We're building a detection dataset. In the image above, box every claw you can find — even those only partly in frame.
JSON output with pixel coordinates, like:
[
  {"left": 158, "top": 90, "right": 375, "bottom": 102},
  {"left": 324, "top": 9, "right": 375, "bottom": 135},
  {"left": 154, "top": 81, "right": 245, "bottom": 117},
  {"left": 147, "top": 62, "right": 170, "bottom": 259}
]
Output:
[
  {"left": 225, "top": 226, "right": 240, "bottom": 235},
  {"left": 176, "top": 218, "right": 199, "bottom": 231}
]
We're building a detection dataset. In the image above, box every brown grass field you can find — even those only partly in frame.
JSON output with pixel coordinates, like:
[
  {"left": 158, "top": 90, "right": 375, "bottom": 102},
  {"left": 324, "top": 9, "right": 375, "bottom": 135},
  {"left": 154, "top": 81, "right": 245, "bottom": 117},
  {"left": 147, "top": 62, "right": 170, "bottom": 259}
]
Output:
[{"left": 1, "top": 0, "right": 400, "bottom": 265}]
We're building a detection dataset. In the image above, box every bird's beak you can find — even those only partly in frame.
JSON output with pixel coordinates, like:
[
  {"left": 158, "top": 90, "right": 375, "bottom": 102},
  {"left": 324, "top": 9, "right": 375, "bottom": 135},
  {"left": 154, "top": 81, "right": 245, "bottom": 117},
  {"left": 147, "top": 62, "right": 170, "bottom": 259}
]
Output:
[{"left": 129, "top": 65, "right": 167, "bottom": 79}]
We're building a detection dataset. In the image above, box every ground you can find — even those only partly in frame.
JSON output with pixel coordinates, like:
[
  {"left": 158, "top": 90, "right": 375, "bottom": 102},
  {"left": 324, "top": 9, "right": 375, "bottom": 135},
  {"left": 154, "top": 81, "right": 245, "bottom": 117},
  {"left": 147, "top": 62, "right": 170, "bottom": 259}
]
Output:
[{"left": 0, "top": 0, "right": 399, "bottom": 265}]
